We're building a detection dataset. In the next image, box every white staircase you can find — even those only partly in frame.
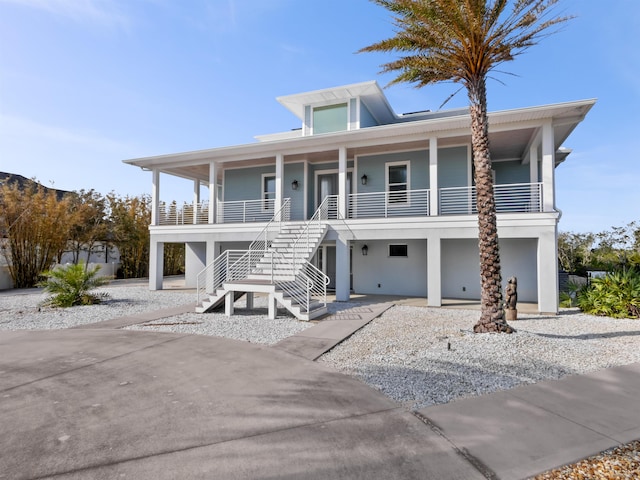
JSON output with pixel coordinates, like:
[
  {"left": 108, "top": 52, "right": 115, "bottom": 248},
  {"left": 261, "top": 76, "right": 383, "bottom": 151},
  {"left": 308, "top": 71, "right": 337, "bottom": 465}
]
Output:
[{"left": 196, "top": 198, "right": 332, "bottom": 321}]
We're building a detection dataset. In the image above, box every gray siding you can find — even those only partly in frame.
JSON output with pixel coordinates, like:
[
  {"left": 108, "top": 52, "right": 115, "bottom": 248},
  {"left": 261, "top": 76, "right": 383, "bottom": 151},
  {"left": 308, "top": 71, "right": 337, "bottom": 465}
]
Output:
[
  {"left": 224, "top": 166, "right": 274, "bottom": 201},
  {"left": 360, "top": 102, "right": 378, "bottom": 128},
  {"left": 284, "top": 162, "right": 305, "bottom": 220},
  {"left": 438, "top": 146, "right": 468, "bottom": 188},
  {"left": 494, "top": 160, "right": 529, "bottom": 184},
  {"left": 357, "top": 150, "right": 429, "bottom": 193}
]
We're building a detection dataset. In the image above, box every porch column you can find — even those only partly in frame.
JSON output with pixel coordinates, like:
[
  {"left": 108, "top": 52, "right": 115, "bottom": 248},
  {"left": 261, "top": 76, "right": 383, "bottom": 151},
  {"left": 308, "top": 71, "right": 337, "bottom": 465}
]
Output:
[
  {"left": 529, "top": 143, "right": 539, "bottom": 183},
  {"left": 268, "top": 294, "right": 277, "bottom": 319},
  {"left": 151, "top": 168, "right": 160, "bottom": 226},
  {"left": 275, "top": 153, "right": 284, "bottom": 219},
  {"left": 225, "top": 291, "right": 235, "bottom": 316},
  {"left": 338, "top": 146, "right": 347, "bottom": 218},
  {"left": 335, "top": 234, "right": 350, "bottom": 301},
  {"left": 538, "top": 229, "right": 559, "bottom": 314},
  {"left": 427, "top": 237, "right": 442, "bottom": 306},
  {"left": 149, "top": 239, "right": 164, "bottom": 291},
  {"left": 205, "top": 240, "right": 218, "bottom": 294},
  {"left": 208, "top": 161, "right": 217, "bottom": 224},
  {"left": 193, "top": 179, "right": 200, "bottom": 224},
  {"left": 529, "top": 142, "right": 540, "bottom": 212},
  {"left": 429, "top": 137, "right": 438, "bottom": 216},
  {"left": 185, "top": 242, "right": 206, "bottom": 288},
  {"left": 541, "top": 121, "right": 555, "bottom": 212}
]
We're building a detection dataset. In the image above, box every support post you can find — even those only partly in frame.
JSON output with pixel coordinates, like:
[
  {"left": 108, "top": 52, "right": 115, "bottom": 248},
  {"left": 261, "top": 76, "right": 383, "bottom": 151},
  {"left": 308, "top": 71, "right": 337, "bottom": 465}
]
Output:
[
  {"left": 151, "top": 169, "right": 160, "bottom": 226},
  {"left": 149, "top": 240, "right": 164, "bottom": 291},
  {"left": 338, "top": 146, "right": 347, "bottom": 218},
  {"left": 246, "top": 292, "right": 254, "bottom": 309},
  {"left": 335, "top": 235, "right": 350, "bottom": 301},
  {"left": 268, "top": 294, "right": 277, "bottom": 319},
  {"left": 225, "top": 291, "right": 234, "bottom": 316},
  {"left": 541, "top": 121, "right": 555, "bottom": 212},
  {"left": 427, "top": 237, "right": 442, "bottom": 306},
  {"left": 275, "top": 153, "right": 284, "bottom": 219},
  {"left": 193, "top": 179, "right": 200, "bottom": 224},
  {"left": 209, "top": 161, "right": 217, "bottom": 224},
  {"left": 429, "top": 137, "right": 438, "bottom": 216},
  {"left": 538, "top": 230, "right": 559, "bottom": 314}
]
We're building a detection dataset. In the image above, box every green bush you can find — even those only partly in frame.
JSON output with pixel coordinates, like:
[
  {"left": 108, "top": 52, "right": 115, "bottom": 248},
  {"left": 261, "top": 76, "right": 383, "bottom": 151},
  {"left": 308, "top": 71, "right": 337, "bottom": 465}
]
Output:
[
  {"left": 39, "top": 263, "right": 111, "bottom": 307},
  {"left": 559, "top": 280, "right": 587, "bottom": 308},
  {"left": 578, "top": 269, "right": 640, "bottom": 318}
]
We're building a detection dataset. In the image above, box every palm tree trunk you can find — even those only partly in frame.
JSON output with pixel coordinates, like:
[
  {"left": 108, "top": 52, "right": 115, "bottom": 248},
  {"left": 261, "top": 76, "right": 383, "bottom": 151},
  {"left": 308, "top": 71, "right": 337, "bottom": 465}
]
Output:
[{"left": 468, "top": 78, "right": 514, "bottom": 334}]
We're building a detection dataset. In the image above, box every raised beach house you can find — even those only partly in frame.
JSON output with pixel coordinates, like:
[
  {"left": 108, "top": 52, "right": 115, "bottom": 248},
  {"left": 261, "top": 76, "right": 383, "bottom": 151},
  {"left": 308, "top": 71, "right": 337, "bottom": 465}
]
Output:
[{"left": 124, "top": 81, "right": 594, "bottom": 319}]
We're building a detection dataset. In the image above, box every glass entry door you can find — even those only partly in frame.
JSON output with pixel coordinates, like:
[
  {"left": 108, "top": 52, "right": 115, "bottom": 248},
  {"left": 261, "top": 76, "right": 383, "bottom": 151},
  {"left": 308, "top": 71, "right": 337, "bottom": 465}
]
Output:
[{"left": 315, "top": 172, "right": 352, "bottom": 215}]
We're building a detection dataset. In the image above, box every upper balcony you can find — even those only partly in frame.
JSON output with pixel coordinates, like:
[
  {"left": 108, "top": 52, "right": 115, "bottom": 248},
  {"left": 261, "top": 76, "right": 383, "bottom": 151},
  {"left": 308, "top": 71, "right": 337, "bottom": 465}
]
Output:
[{"left": 156, "top": 182, "right": 543, "bottom": 226}]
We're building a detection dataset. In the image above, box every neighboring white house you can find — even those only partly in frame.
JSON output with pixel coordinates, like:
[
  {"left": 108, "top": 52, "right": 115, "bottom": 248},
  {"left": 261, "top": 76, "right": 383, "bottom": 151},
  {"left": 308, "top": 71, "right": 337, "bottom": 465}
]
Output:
[{"left": 124, "top": 81, "right": 594, "bottom": 318}]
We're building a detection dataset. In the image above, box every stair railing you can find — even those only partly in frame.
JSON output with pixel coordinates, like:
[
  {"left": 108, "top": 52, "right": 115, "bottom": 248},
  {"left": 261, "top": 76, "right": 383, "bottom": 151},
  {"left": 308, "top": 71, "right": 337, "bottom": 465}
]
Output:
[
  {"left": 197, "top": 249, "right": 261, "bottom": 304},
  {"left": 275, "top": 258, "right": 329, "bottom": 315},
  {"left": 249, "top": 198, "right": 291, "bottom": 253},
  {"left": 288, "top": 195, "right": 335, "bottom": 272},
  {"left": 196, "top": 199, "right": 292, "bottom": 306}
]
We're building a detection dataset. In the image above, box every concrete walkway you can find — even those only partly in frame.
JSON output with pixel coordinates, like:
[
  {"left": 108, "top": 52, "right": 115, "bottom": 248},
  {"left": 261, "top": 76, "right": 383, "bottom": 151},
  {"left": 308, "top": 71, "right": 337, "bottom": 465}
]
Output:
[{"left": 1, "top": 299, "right": 639, "bottom": 479}]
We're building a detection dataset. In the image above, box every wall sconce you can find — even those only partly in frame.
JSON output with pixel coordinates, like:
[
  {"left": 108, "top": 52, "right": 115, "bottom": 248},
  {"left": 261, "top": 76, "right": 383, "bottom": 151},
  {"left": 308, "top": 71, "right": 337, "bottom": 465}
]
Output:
[
  {"left": 361, "top": 244, "right": 368, "bottom": 256},
  {"left": 360, "top": 174, "right": 368, "bottom": 185},
  {"left": 291, "top": 180, "right": 299, "bottom": 190}
]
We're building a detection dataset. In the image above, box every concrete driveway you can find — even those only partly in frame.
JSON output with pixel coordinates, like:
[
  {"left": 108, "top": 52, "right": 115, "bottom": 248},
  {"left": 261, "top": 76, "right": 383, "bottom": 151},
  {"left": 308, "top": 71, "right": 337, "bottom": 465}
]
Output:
[{"left": 0, "top": 328, "right": 483, "bottom": 480}]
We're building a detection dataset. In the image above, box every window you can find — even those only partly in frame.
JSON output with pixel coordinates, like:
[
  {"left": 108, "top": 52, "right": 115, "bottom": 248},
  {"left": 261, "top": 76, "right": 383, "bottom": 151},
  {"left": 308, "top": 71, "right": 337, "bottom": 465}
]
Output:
[
  {"left": 313, "top": 103, "right": 348, "bottom": 134},
  {"left": 387, "top": 161, "right": 409, "bottom": 204},
  {"left": 389, "top": 244, "right": 408, "bottom": 257},
  {"left": 262, "top": 174, "right": 275, "bottom": 210}
]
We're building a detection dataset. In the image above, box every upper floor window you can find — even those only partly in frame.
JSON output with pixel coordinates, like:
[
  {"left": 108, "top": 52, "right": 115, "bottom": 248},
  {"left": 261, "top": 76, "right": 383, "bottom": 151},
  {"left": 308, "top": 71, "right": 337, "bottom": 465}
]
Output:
[
  {"left": 262, "top": 174, "right": 275, "bottom": 210},
  {"left": 386, "top": 161, "right": 410, "bottom": 204},
  {"left": 313, "top": 103, "right": 348, "bottom": 134}
]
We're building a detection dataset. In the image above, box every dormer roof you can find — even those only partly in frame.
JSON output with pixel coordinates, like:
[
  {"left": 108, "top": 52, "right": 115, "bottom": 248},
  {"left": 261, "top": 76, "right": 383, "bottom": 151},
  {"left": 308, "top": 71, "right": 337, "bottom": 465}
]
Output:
[{"left": 276, "top": 80, "right": 397, "bottom": 124}]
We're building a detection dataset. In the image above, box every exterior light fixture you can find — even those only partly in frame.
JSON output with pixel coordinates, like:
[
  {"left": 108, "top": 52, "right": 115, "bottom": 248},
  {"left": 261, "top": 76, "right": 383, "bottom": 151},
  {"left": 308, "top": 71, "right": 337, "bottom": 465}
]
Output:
[
  {"left": 291, "top": 180, "right": 299, "bottom": 190},
  {"left": 360, "top": 174, "right": 368, "bottom": 185},
  {"left": 361, "top": 244, "right": 368, "bottom": 256}
]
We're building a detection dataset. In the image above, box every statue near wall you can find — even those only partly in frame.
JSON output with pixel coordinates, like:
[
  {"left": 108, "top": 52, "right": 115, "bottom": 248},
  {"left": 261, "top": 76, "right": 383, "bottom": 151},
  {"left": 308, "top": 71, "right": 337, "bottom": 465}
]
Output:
[{"left": 505, "top": 276, "right": 518, "bottom": 321}]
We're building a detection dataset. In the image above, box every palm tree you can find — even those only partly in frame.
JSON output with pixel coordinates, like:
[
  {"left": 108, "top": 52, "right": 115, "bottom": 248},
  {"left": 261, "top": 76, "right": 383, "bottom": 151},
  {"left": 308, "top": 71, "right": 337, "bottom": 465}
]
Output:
[{"left": 361, "top": 0, "right": 569, "bottom": 333}]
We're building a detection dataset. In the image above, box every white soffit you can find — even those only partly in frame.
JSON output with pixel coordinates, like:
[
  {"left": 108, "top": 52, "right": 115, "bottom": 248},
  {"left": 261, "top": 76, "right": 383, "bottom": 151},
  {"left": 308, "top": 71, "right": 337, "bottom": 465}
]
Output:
[{"left": 276, "top": 80, "right": 396, "bottom": 122}]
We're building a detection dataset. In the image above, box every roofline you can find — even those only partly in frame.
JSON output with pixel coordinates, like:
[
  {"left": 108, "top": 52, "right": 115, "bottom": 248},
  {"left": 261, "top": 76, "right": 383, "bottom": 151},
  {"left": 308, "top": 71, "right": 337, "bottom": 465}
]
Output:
[{"left": 123, "top": 98, "right": 596, "bottom": 168}]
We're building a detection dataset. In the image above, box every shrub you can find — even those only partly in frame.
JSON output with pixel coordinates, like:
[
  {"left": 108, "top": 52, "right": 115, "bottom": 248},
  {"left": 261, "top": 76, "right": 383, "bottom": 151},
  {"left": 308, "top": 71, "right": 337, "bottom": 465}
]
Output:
[
  {"left": 39, "top": 263, "right": 111, "bottom": 307},
  {"left": 578, "top": 269, "right": 640, "bottom": 318},
  {"left": 559, "top": 281, "right": 587, "bottom": 308}
]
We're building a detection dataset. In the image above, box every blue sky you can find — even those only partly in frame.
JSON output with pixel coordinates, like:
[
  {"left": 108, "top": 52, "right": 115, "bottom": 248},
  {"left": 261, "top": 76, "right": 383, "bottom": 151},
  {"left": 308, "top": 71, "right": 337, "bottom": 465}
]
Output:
[{"left": 1, "top": 0, "right": 638, "bottom": 234}]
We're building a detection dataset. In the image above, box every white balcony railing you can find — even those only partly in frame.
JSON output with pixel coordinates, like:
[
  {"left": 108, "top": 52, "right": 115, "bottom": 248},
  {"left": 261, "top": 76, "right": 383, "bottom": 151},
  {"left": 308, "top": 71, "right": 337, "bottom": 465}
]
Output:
[
  {"left": 158, "top": 183, "right": 542, "bottom": 226},
  {"left": 347, "top": 189, "right": 430, "bottom": 219},
  {"left": 439, "top": 182, "right": 543, "bottom": 215},
  {"left": 217, "top": 198, "right": 291, "bottom": 224},
  {"left": 158, "top": 201, "right": 209, "bottom": 225}
]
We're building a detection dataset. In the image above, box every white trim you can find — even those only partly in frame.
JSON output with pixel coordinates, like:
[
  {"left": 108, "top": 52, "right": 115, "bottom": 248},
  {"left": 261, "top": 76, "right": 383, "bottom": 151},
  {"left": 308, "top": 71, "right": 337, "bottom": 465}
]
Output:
[
  {"left": 385, "top": 160, "right": 411, "bottom": 206},
  {"left": 261, "top": 172, "right": 276, "bottom": 211}
]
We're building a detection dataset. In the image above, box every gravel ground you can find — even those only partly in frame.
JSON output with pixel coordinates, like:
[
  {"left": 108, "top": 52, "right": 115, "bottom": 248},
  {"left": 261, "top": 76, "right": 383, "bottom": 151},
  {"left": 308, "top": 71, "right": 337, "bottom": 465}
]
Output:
[
  {"left": 0, "top": 285, "right": 314, "bottom": 345},
  {"left": 319, "top": 305, "right": 640, "bottom": 409},
  {"left": 0, "top": 285, "right": 197, "bottom": 330}
]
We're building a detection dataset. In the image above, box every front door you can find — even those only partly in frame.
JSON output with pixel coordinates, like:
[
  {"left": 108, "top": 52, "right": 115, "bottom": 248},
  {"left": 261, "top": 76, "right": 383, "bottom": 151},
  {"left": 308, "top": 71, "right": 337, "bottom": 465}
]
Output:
[{"left": 315, "top": 171, "right": 352, "bottom": 214}]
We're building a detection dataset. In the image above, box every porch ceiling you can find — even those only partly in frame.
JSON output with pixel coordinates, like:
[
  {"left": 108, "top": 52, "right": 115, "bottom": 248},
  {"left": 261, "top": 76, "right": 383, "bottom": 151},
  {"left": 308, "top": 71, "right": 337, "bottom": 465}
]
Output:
[{"left": 125, "top": 99, "right": 595, "bottom": 182}]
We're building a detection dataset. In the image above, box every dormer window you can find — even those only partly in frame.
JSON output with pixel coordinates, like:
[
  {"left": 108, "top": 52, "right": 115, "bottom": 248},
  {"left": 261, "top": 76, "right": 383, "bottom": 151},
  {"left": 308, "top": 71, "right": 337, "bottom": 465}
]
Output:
[{"left": 312, "top": 103, "right": 348, "bottom": 134}]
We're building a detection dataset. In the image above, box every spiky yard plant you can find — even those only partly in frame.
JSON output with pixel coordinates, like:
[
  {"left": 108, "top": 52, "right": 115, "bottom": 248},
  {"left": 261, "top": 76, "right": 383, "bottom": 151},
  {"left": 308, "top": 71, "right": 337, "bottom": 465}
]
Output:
[
  {"left": 361, "top": 0, "right": 570, "bottom": 332},
  {"left": 39, "top": 263, "right": 111, "bottom": 307},
  {"left": 578, "top": 269, "right": 640, "bottom": 319}
]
